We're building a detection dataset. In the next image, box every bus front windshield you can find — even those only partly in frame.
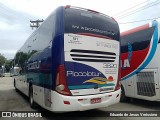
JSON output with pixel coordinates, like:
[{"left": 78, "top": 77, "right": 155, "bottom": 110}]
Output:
[{"left": 64, "top": 8, "right": 120, "bottom": 41}]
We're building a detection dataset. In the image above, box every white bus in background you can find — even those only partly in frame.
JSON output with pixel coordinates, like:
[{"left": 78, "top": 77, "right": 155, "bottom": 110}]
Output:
[
  {"left": 0, "top": 66, "right": 5, "bottom": 77},
  {"left": 120, "top": 20, "right": 160, "bottom": 102},
  {"left": 10, "top": 66, "right": 20, "bottom": 77}
]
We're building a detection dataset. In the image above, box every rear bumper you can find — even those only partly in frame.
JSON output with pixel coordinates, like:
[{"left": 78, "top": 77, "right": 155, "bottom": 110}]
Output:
[{"left": 50, "top": 89, "right": 120, "bottom": 112}]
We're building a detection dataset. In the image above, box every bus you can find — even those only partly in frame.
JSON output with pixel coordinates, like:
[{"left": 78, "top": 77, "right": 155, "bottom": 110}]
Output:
[
  {"left": 10, "top": 66, "right": 20, "bottom": 77},
  {"left": 0, "top": 65, "right": 5, "bottom": 77},
  {"left": 120, "top": 20, "right": 160, "bottom": 102},
  {"left": 13, "top": 5, "right": 121, "bottom": 112}
]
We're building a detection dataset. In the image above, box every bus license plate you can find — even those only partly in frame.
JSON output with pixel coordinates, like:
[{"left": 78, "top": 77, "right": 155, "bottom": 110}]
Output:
[{"left": 91, "top": 98, "right": 101, "bottom": 104}]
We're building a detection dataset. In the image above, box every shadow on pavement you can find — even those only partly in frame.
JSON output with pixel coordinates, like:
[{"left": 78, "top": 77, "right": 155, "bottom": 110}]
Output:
[{"left": 121, "top": 98, "right": 160, "bottom": 111}]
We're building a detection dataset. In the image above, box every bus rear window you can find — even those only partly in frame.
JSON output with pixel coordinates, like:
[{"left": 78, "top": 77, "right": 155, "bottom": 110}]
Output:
[{"left": 64, "top": 8, "right": 120, "bottom": 40}]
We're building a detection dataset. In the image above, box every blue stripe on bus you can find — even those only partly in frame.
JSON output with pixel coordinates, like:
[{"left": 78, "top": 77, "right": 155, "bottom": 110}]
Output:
[
  {"left": 68, "top": 83, "right": 115, "bottom": 90},
  {"left": 51, "top": 6, "right": 65, "bottom": 88},
  {"left": 122, "top": 20, "right": 159, "bottom": 80}
]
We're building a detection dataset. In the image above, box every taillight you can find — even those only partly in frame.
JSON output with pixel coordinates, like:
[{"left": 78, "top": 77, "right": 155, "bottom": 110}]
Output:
[
  {"left": 111, "top": 17, "right": 116, "bottom": 21},
  {"left": 56, "top": 64, "right": 71, "bottom": 96},
  {"left": 65, "top": 5, "right": 71, "bottom": 9},
  {"left": 115, "top": 67, "right": 121, "bottom": 91}
]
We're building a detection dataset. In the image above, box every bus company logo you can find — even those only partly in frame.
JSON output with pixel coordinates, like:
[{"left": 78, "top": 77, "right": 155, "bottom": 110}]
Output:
[
  {"left": 83, "top": 76, "right": 115, "bottom": 84},
  {"left": 120, "top": 59, "right": 130, "bottom": 68},
  {"left": 67, "top": 71, "right": 102, "bottom": 77},
  {"left": 2, "top": 112, "right": 42, "bottom": 118},
  {"left": 2, "top": 112, "right": 11, "bottom": 117},
  {"left": 128, "top": 42, "right": 133, "bottom": 61},
  {"left": 103, "top": 63, "right": 117, "bottom": 68},
  {"left": 27, "top": 61, "right": 41, "bottom": 70}
]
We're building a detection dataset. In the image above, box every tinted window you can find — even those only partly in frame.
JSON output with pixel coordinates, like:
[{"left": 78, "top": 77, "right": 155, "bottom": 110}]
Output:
[
  {"left": 121, "top": 27, "right": 155, "bottom": 53},
  {"left": 15, "top": 12, "right": 55, "bottom": 69},
  {"left": 39, "top": 13, "right": 55, "bottom": 51},
  {"left": 65, "top": 8, "right": 120, "bottom": 40}
]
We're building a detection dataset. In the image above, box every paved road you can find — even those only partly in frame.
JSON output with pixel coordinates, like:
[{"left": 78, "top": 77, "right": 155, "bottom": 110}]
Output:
[{"left": 0, "top": 74, "right": 160, "bottom": 120}]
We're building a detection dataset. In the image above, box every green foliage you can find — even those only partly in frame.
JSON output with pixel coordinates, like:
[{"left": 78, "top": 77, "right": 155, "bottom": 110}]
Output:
[
  {"left": 5, "top": 60, "right": 12, "bottom": 72},
  {"left": 0, "top": 54, "right": 6, "bottom": 66},
  {"left": 15, "top": 52, "right": 28, "bottom": 67},
  {"left": 14, "top": 50, "right": 38, "bottom": 67}
]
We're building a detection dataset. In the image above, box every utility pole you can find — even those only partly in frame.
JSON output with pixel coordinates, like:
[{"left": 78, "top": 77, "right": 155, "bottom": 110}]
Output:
[{"left": 30, "top": 19, "right": 44, "bottom": 30}]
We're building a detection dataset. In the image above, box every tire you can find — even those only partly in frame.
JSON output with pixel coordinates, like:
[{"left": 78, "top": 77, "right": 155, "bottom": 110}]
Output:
[
  {"left": 14, "top": 80, "right": 18, "bottom": 92},
  {"left": 29, "top": 86, "right": 37, "bottom": 109},
  {"left": 120, "top": 85, "right": 127, "bottom": 102}
]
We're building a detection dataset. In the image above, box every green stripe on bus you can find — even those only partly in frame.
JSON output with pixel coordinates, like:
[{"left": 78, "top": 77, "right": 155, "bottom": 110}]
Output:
[{"left": 68, "top": 83, "right": 115, "bottom": 90}]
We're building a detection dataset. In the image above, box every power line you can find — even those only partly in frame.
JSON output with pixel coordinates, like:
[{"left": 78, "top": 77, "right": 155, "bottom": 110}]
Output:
[
  {"left": 116, "top": 0, "right": 160, "bottom": 19},
  {"left": 113, "top": 0, "right": 151, "bottom": 17},
  {"left": 0, "top": 3, "right": 31, "bottom": 24},
  {"left": 116, "top": 0, "right": 160, "bottom": 20},
  {"left": 119, "top": 17, "right": 160, "bottom": 24},
  {"left": 0, "top": 3, "right": 44, "bottom": 29},
  {"left": 115, "top": 0, "right": 159, "bottom": 18}
]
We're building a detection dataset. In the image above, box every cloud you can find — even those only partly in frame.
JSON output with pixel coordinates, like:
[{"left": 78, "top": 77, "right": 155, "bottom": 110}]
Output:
[
  {"left": 0, "top": 0, "right": 159, "bottom": 59},
  {"left": 117, "top": 0, "right": 160, "bottom": 32},
  {"left": 0, "top": 3, "right": 38, "bottom": 59},
  {"left": 0, "top": 50, "right": 17, "bottom": 59}
]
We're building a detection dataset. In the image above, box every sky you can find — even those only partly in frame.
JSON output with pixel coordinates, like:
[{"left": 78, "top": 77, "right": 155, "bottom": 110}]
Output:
[{"left": 0, "top": 0, "right": 160, "bottom": 59}]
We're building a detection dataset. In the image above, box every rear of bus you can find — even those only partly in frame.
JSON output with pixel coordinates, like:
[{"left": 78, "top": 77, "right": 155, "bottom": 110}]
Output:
[{"left": 52, "top": 6, "right": 120, "bottom": 112}]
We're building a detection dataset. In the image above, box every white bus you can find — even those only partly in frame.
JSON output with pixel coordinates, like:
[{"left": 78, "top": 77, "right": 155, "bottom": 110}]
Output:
[
  {"left": 0, "top": 65, "right": 5, "bottom": 77},
  {"left": 13, "top": 6, "right": 121, "bottom": 112},
  {"left": 10, "top": 66, "right": 20, "bottom": 77},
  {"left": 120, "top": 20, "right": 160, "bottom": 102}
]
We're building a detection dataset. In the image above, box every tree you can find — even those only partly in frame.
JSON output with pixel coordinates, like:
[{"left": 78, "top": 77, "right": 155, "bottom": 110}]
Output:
[
  {"left": 0, "top": 54, "right": 6, "bottom": 66},
  {"left": 15, "top": 52, "right": 28, "bottom": 67},
  {"left": 14, "top": 50, "right": 38, "bottom": 67},
  {"left": 5, "top": 60, "right": 12, "bottom": 72}
]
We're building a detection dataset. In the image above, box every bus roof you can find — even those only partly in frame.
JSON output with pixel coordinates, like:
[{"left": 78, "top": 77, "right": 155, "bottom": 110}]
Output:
[
  {"left": 64, "top": 5, "right": 117, "bottom": 22},
  {"left": 121, "top": 23, "right": 149, "bottom": 37}
]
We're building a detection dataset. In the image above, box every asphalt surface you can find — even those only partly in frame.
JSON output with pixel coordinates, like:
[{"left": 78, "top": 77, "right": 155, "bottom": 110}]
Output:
[{"left": 0, "top": 73, "right": 160, "bottom": 120}]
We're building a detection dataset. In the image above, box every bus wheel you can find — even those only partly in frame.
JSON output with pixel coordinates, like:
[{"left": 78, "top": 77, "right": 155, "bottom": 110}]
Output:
[
  {"left": 120, "top": 86, "right": 127, "bottom": 102},
  {"left": 14, "top": 79, "right": 17, "bottom": 92},
  {"left": 29, "top": 86, "right": 37, "bottom": 109}
]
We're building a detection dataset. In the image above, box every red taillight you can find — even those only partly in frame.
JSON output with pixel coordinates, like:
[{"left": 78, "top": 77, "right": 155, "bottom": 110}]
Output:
[
  {"left": 111, "top": 17, "right": 116, "bottom": 21},
  {"left": 116, "top": 94, "right": 120, "bottom": 98},
  {"left": 65, "top": 5, "right": 71, "bottom": 9},
  {"left": 63, "top": 101, "right": 70, "bottom": 105},
  {"left": 56, "top": 64, "right": 71, "bottom": 96},
  {"left": 108, "top": 95, "right": 112, "bottom": 97},
  {"left": 115, "top": 67, "right": 121, "bottom": 91},
  {"left": 78, "top": 99, "right": 84, "bottom": 101}
]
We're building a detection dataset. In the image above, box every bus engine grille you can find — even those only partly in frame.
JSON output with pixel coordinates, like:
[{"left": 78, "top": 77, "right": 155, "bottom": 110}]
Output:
[
  {"left": 136, "top": 71, "right": 156, "bottom": 97},
  {"left": 70, "top": 49, "right": 116, "bottom": 62}
]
